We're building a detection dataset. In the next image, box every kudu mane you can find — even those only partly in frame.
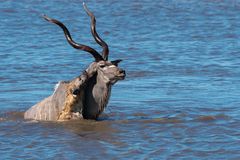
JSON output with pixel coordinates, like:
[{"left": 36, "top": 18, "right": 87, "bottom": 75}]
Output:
[{"left": 24, "top": 3, "right": 125, "bottom": 121}]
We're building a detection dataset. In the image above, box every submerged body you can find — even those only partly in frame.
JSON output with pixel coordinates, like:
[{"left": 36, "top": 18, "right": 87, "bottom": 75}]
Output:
[
  {"left": 24, "top": 81, "right": 68, "bottom": 121},
  {"left": 24, "top": 69, "right": 90, "bottom": 121},
  {"left": 24, "top": 61, "right": 124, "bottom": 121}
]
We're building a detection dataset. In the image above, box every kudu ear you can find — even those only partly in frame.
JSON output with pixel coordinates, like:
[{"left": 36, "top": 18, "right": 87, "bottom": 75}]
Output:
[{"left": 111, "top": 59, "right": 122, "bottom": 66}]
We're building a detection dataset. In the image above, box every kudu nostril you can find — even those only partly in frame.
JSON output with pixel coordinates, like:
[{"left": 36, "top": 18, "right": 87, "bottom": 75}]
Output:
[{"left": 119, "top": 70, "right": 125, "bottom": 74}]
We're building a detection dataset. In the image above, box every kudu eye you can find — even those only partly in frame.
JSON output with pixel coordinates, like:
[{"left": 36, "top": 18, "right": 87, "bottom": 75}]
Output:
[{"left": 99, "top": 64, "right": 105, "bottom": 68}]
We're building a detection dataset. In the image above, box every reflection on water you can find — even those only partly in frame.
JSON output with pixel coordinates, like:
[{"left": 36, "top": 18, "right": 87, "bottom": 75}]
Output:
[{"left": 1, "top": 0, "right": 240, "bottom": 159}]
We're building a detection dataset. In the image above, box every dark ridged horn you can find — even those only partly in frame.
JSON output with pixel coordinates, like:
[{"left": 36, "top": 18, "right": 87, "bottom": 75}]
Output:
[
  {"left": 43, "top": 15, "right": 103, "bottom": 61},
  {"left": 83, "top": 3, "right": 109, "bottom": 61}
]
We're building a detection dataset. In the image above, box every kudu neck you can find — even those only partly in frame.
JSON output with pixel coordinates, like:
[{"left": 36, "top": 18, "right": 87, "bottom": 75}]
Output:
[{"left": 83, "top": 72, "right": 112, "bottom": 119}]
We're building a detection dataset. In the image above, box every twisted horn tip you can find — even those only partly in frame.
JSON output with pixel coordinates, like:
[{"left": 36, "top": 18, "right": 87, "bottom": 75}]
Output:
[{"left": 42, "top": 14, "right": 52, "bottom": 22}]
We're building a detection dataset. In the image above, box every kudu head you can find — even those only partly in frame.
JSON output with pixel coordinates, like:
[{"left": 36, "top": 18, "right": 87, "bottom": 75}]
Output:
[{"left": 43, "top": 3, "right": 125, "bottom": 85}]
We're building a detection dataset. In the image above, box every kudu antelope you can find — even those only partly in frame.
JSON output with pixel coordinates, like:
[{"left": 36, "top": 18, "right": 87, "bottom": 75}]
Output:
[{"left": 24, "top": 3, "right": 125, "bottom": 121}]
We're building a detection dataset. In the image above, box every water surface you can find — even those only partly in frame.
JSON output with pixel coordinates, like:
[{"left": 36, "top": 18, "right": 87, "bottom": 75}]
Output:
[{"left": 0, "top": 0, "right": 240, "bottom": 159}]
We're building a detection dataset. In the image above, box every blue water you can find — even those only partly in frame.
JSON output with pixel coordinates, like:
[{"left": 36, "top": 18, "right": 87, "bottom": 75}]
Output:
[{"left": 1, "top": 0, "right": 240, "bottom": 159}]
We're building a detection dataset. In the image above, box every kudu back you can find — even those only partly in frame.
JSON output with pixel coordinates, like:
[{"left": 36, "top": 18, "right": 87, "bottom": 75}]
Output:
[{"left": 24, "top": 3, "right": 125, "bottom": 121}]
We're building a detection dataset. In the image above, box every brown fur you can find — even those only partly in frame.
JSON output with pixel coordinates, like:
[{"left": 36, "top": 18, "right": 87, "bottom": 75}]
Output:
[{"left": 58, "top": 79, "right": 84, "bottom": 120}]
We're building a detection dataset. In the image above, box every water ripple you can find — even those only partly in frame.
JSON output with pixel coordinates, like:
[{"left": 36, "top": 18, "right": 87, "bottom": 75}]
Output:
[{"left": 0, "top": 0, "right": 240, "bottom": 159}]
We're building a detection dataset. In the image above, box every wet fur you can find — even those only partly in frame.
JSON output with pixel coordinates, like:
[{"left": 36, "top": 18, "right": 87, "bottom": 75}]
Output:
[{"left": 24, "top": 64, "right": 114, "bottom": 121}]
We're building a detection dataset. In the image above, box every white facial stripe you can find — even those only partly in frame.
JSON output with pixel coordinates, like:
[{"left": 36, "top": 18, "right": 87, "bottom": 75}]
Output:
[
  {"left": 102, "top": 65, "right": 116, "bottom": 71},
  {"left": 103, "top": 75, "right": 109, "bottom": 82},
  {"left": 109, "top": 65, "right": 116, "bottom": 68}
]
